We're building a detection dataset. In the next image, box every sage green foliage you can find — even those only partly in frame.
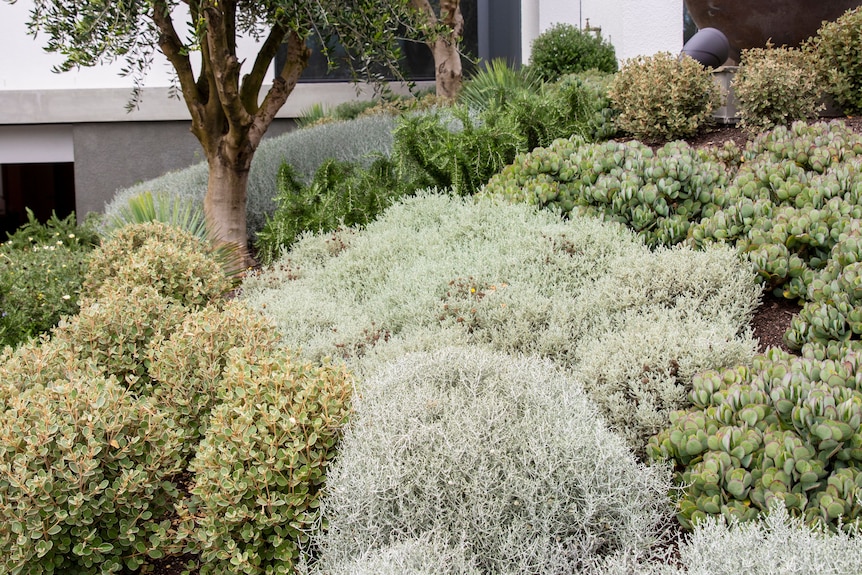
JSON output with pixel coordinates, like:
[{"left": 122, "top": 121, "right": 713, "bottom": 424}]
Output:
[
  {"left": 184, "top": 349, "right": 352, "bottom": 575},
  {"left": 255, "top": 157, "right": 406, "bottom": 265},
  {"left": 104, "top": 114, "right": 397, "bottom": 238},
  {"left": 690, "top": 121, "right": 862, "bottom": 305},
  {"left": 483, "top": 136, "right": 731, "bottom": 247},
  {"left": 528, "top": 22, "right": 618, "bottom": 82},
  {"left": 608, "top": 52, "right": 722, "bottom": 142},
  {"left": 146, "top": 301, "right": 285, "bottom": 459},
  {"left": 0, "top": 210, "right": 100, "bottom": 348},
  {"left": 83, "top": 221, "right": 234, "bottom": 306},
  {"left": 734, "top": 44, "right": 824, "bottom": 133},
  {"left": 393, "top": 106, "right": 524, "bottom": 195},
  {"left": 313, "top": 347, "right": 674, "bottom": 574},
  {"left": 649, "top": 347, "right": 862, "bottom": 532},
  {"left": 786, "top": 227, "right": 862, "bottom": 352},
  {"left": 811, "top": 6, "right": 862, "bottom": 115},
  {"left": 0, "top": 374, "right": 184, "bottom": 574}
]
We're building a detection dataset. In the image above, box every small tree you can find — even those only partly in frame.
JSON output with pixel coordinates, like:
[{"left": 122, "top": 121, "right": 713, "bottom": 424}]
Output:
[
  {"left": 412, "top": 0, "right": 464, "bottom": 98},
  {"left": 10, "top": 0, "right": 419, "bottom": 263}
]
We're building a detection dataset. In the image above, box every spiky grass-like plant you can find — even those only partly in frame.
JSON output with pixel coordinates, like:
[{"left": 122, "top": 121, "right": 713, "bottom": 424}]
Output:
[
  {"left": 104, "top": 191, "right": 244, "bottom": 282},
  {"left": 458, "top": 58, "right": 542, "bottom": 111}
]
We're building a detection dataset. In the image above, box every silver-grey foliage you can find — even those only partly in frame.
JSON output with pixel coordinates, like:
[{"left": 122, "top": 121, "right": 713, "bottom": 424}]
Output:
[
  {"left": 103, "top": 114, "right": 396, "bottom": 237},
  {"left": 312, "top": 347, "right": 676, "bottom": 575},
  {"left": 240, "top": 193, "right": 760, "bottom": 451}
]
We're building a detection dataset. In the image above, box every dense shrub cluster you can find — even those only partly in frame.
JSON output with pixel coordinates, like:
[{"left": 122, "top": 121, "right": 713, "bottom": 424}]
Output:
[
  {"left": 608, "top": 52, "right": 722, "bottom": 142},
  {"left": 649, "top": 347, "right": 862, "bottom": 532},
  {"left": 255, "top": 158, "right": 409, "bottom": 265},
  {"left": 183, "top": 350, "right": 352, "bottom": 575},
  {"left": 528, "top": 22, "right": 618, "bottom": 81},
  {"left": 0, "top": 221, "right": 350, "bottom": 575},
  {"left": 733, "top": 44, "right": 824, "bottom": 133}
]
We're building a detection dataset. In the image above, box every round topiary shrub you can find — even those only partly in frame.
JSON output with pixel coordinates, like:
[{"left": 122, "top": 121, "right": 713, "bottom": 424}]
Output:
[
  {"left": 529, "top": 22, "right": 618, "bottom": 82},
  {"left": 182, "top": 349, "right": 353, "bottom": 575},
  {"left": 313, "top": 347, "right": 674, "bottom": 574},
  {"left": 146, "top": 300, "right": 285, "bottom": 459},
  {"left": 83, "top": 221, "right": 233, "bottom": 307},
  {"left": 608, "top": 52, "right": 722, "bottom": 142},
  {"left": 0, "top": 374, "right": 184, "bottom": 574},
  {"left": 733, "top": 44, "right": 824, "bottom": 133},
  {"left": 52, "top": 284, "right": 189, "bottom": 391}
]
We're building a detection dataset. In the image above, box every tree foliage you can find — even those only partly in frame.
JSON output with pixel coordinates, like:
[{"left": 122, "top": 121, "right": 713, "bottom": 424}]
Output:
[{"left": 10, "top": 0, "right": 421, "bottom": 261}]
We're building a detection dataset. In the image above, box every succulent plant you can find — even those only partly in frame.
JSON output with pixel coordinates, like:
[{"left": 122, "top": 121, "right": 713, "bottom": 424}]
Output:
[{"left": 649, "top": 347, "right": 862, "bottom": 532}]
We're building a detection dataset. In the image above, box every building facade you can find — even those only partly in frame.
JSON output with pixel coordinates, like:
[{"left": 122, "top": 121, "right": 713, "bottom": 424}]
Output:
[{"left": 0, "top": 0, "right": 684, "bottom": 232}]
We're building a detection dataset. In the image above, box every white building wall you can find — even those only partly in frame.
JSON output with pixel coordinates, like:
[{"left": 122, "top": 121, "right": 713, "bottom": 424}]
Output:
[{"left": 521, "top": 0, "right": 684, "bottom": 64}]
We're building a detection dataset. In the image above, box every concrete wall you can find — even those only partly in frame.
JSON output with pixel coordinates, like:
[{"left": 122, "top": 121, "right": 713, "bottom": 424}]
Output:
[{"left": 71, "top": 119, "right": 296, "bottom": 216}]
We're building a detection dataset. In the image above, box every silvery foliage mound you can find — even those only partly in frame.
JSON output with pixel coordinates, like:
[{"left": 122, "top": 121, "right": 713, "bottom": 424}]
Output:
[
  {"left": 103, "top": 114, "right": 396, "bottom": 236},
  {"left": 241, "top": 193, "right": 760, "bottom": 451},
  {"left": 655, "top": 502, "right": 862, "bottom": 575},
  {"left": 310, "top": 347, "right": 675, "bottom": 575}
]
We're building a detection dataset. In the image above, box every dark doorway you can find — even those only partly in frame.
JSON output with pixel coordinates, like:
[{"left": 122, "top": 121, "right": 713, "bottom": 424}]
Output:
[{"left": 0, "top": 163, "right": 76, "bottom": 237}]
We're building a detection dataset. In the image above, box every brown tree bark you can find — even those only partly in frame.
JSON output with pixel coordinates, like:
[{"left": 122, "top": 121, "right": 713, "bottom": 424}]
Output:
[{"left": 412, "top": 0, "right": 464, "bottom": 99}]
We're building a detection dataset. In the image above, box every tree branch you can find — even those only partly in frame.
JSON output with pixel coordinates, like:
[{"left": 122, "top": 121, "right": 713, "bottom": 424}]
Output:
[
  {"left": 203, "top": 4, "right": 252, "bottom": 146},
  {"left": 249, "top": 29, "right": 309, "bottom": 150},
  {"left": 239, "top": 21, "right": 290, "bottom": 115}
]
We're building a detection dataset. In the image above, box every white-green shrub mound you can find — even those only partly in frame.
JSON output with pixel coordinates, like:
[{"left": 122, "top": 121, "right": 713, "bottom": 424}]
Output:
[
  {"left": 104, "top": 114, "right": 396, "bottom": 236},
  {"left": 312, "top": 347, "right": 676, "bottom": 575},
  {"left": 241, "top": 193, "right": 760, "bottom": 451},
  {"left": 671, "top": 502, "right": 862, "bottom": 575}
]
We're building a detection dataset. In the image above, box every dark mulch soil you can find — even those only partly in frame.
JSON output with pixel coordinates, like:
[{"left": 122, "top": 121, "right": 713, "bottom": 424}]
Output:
[{"left": 146, "top": 116, "right": 862, "bottom": 574}]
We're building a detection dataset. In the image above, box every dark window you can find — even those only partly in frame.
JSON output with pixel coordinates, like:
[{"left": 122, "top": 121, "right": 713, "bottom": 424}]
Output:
[
  {"left": 276, "top": 1, "right": 522, "bottom": 83},
  {"left": 0, "top": 163, "right": 76, "bottom": 236}
]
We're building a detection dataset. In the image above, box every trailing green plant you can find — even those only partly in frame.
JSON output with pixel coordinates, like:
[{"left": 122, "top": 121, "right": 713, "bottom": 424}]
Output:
[
  {"left": 608, "top": 52, "right": 722, "bottom": 142},
  {"left": 648, "top": 347, "right": 862, "bottom": 532},
  {"left": 83, "top": 221, "right": 234, "bottom": 306},
  {"left": 0, "top": 373, "right": 184, "bottom": 574},
  {"left": 0, "top": 243, "right": 91, "bottom": 348},
  {"left": 733, "top": 44, "right": 824, "bottom": 133},
  {"left": 179, "top": 348, "right": 352, "bottom": 575},
  {"left": 482, "top": 136, "right": 731, "bottom": 247},
  {"left": 528, "top": 22, "right": 618, "bottom": 82},
  {"left": 3, "top": 208, "right": 100, "bottom": 251},
  {"left": 392, "top": 106, "right": 525, "bottom": 195},
  {"left": 146, "top": 301, "right": 285, "bottom": 459},
  {"left": 810, "top": 6, "right": 862, "bottom": 115},
  {"left": 255, "top": 157, "right": 406, "bottom": 265}
]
